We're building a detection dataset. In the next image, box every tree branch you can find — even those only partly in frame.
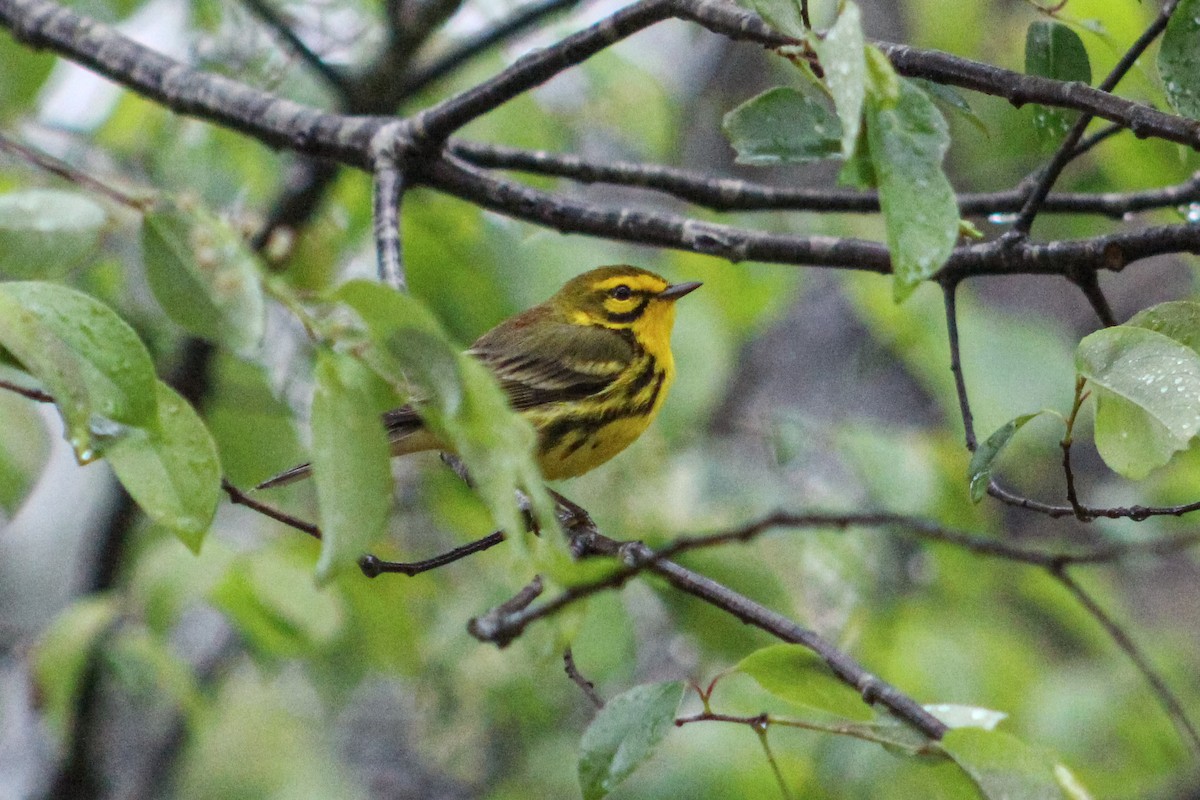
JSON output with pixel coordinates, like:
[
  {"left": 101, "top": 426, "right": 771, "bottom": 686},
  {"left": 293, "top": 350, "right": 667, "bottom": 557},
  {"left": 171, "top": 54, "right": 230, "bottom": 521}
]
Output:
[
  {"left": 451, "top": 139, "right": 1200, "bottom": 218},
  {"left": 1052, "top": 566, "right": 1200, "bottom": 755},
  {"left": 372, "top": 153, "right": 408, "bottom": 291},
  {"left": 1011, "top": 0, "right": 1180, "bottom": 236},
  {"left": 239, "top": 0, "right": 349, "bottom": 95}
]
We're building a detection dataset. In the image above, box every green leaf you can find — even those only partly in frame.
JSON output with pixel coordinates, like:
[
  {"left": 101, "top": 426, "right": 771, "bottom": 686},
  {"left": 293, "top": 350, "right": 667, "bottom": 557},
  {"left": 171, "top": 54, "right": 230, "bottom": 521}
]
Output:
[
  {"left": 736, "top": 0, "right": 807, "bottom": 38},
  {"left": 1054, "top": 763, "right": 1094, "bottom": 800},
  {"left": 0, "top": 190, "right": 107, "bottom": 279},
  {"left": 941, "top": 728, "right": 1070, "bottom": 800},
  {"left": 0, "top": 281, "right": 157, "bottom": 458},
  {"left": 104, "top": 381, "right": 221, "bottom": 550},
  {"left": 737, "top": 643, "right": 873, "bottom": 720},
  {"left": 33, "top": 596, "right": 120, "bottom": 740},
  {"left": 1025, "top": 22, "right": 1092, "bottom": 145},
  {"left": 968, "top": 412, "right": 1042, "bottom": 502},
  {"left": 837, "top": 124, "right": 876, "bottom": 188},
  {"left": 311, "top": 348, "right": 396, "bottom": 583},
  {"left": 142, "top": 202, "right": 265, "bottom": 355},
  {"left": 335, "top": 280, "right": 556, "bottom": 549},
  {"left": 206, "top": 354, "right": 303, "bottom": 488},
  {"left": 722, "top": 87, "right": 842, "bottom": 165},
  {"left": 1127, "top": 299, "right": 1200, "bottom": 354},
  {"left": 866, "top": 80, "right": 958, "bottom": 301},
  {"left": 864, "top": 44, "right": 900, "bottom": 107},
  {"left": 0, "top": 390, "right": 49, "bottom": 513},
  {"left": 211, "top": 556, "right": 345, "bottom": 661},
  {"left": 1076, "top": 326, "right": 1200, "bottom": 479},
  {"left": 106, "top": 630, "right": 202, "bottom": 719},
  {"left": 912, "top": 78, "right": 988, "bottom": 134},
  {"left": 578, "top": 681, "right": 684, "bottom": 800},
  {"left": 811, "top": 2, "right": 866, "bottom": 158},
  {"left": 1158, "top": 0, "right": 1200, "bottom": 119},
  {"left": 925, "top": 703, "right": 1007, "bottom": 732}
]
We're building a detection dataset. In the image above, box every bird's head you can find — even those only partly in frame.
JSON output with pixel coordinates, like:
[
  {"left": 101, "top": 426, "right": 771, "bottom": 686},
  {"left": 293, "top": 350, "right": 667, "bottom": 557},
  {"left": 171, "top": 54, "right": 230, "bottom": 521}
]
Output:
[{"left": 553, "top": 265, "right": 701, "bottom": 338}]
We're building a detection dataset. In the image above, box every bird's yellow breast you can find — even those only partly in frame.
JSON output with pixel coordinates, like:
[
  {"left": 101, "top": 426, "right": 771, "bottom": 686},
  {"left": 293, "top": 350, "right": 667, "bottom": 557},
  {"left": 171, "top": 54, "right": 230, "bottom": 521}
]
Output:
[{"left": 531, "top": 345, "right": 675, "bottom": 480}]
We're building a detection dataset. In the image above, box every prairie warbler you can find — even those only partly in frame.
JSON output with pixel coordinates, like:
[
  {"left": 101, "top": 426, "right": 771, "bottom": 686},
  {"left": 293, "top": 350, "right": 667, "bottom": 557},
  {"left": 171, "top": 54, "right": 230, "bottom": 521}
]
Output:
[{"left": 258, "top": 265, "right": 700, "bottom": 488}]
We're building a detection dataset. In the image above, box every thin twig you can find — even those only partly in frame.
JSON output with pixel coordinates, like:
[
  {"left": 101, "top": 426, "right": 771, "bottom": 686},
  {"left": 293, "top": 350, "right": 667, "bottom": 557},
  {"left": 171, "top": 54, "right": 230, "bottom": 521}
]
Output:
[
  {"left": 468, "top": 519, "right": 950, "bottom": 739},
  {"left": 1052, "top": 566, "right": 1200, "bottom": 756},
  {"left": 411, "top": 0, "right": 674, "bottom": 146},
  {"left": 0, "top": 377, "right": 54, "bottom": 403},
  {"left": 239, "top": 0, "right": 349, "bottom": 95},
  {"left": 1071, "top": 122, "right": 1124, "bottom": 161},
  {"left": 358, "top": 531, "right": 506, "bottom": 576},
  {"left": 0, "top": 131, "right": 151, "bottom": 210},
  {"left": 1010, "top": 0, "right": 1181, "bottom": 235},
  {"left": 675, "top": 711, "right": 937, "bottom": 754},
  {"left": 1061, "top": 376, "right": 1089, "bottom": 518},
  {"left": 400, "top": 0, "right": 587, "bottom": 97},
  {"left": 1073, "top": 269, "right": 1118, "bottom": 327},
  {"left": 636, "top": 509, "right": 1200, "bottom": 569},
  {"left": 941, "top": 280, "right": 977, "bottom": 451},
  {"left": 563, "top": 648, "right": 605, "bottom": 708},
  {"left": 221, "top": 478, "right": 321, "bottom": 539}
]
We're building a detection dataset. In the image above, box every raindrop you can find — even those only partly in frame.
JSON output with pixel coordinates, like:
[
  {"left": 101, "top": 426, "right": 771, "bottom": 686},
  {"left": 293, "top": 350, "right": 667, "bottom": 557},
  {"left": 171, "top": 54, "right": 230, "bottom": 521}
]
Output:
[{"left": 988, "top": 212, "right": 1019, "bottom": 225}]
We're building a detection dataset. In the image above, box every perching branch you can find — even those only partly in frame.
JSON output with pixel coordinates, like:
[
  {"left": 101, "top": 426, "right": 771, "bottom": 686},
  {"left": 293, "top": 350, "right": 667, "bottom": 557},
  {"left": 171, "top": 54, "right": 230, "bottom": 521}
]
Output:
[{"left": 468, "top": 520, "right": 952, "bottom": 740}]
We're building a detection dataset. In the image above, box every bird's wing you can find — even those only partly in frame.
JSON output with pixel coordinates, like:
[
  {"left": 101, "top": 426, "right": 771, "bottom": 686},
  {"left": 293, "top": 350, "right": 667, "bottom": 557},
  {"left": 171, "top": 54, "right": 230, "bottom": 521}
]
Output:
[
  {"left": 383, "top": 315, "right": 632, "bottom": 435},
  {"left": 468, "top": 314, "right": 635, "bottom": 411}
]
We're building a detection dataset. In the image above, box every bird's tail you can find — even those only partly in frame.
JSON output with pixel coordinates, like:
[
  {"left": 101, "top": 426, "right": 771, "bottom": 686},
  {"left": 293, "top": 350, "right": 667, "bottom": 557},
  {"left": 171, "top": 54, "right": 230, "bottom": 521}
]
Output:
[
  {"left": 254, "top": 462, "right": 312, "bottom": 490},
  {"left": 255, "top": 408, "right": 434, "bottom": 491}
]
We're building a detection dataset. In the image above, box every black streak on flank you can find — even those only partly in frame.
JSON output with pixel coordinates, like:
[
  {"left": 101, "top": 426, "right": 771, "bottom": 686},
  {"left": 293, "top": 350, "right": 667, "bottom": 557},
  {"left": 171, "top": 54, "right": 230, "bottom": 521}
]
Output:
[{"left": 543, "top": 369, "right": 666, "bottom": 458}]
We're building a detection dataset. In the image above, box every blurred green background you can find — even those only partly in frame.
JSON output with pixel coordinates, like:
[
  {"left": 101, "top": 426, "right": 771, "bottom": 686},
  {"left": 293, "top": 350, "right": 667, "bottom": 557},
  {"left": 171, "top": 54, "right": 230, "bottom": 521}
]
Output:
[{"left": 1, "top": 0, "right": 1199, "bottom": 797}]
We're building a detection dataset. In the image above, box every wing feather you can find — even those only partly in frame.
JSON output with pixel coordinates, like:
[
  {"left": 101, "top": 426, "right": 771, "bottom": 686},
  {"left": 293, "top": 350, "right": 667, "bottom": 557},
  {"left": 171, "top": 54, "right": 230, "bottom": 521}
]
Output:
[{"left": 468, "top": 314, "right": 634, "bottom": 410}]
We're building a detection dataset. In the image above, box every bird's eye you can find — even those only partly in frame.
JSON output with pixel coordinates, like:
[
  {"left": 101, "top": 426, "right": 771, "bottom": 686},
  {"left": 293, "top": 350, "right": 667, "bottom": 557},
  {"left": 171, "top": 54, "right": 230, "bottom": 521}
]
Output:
[{"left": 610, "top": 285, "right": 632, "bottom": 301}]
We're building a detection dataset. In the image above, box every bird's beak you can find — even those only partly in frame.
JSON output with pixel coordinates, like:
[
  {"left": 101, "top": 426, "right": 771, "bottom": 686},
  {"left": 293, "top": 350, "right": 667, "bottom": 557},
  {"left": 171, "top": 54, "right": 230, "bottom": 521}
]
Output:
[{"left": 659, "top": 281, "right": 702, "bottom": 301}]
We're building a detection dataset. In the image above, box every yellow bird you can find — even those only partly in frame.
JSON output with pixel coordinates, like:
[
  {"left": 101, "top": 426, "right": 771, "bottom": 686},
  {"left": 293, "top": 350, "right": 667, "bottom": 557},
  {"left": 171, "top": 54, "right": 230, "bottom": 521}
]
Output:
[{"left": 258, "top": 265, "right": 700, "bottom": 489}]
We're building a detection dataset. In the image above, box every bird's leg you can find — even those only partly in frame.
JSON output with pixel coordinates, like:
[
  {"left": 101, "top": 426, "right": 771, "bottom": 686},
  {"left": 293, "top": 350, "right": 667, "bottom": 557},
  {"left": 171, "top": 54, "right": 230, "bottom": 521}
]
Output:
[{"left": 547, "top": 488, "right": 599, "bottom": 558}]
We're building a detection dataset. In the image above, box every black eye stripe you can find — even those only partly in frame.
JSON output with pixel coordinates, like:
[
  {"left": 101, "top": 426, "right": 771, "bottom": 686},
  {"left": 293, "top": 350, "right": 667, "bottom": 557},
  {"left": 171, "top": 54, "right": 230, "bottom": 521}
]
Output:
[{"left": 603, "top": 295, "right": 650, "bottom": 323}]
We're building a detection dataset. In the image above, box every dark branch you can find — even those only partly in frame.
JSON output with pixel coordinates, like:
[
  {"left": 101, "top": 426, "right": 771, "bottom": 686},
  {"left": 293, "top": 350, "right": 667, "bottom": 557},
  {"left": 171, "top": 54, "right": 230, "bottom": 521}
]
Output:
[
  {"left": 1011, "top": 0, "right": 1181, "bottom": 235},
  {"left": 409, "top": 0, "right": 674, "bottom": 146},
  {"left": 876, "top": 40, "right": 1200, "bottom": 149},
  {"left": 941, "top": 280, "right": 976, "bottom": 451},
  {"left": 0, "top": 131, "right": 151, "bottom": 209},
  {"left": 372, "top": 155, "right": 408, "bottom": 291},
  {"left": 221, "top": 478, "right": 321, "bottom": 539},
  {"left": 1052, "top": 566, "right": 1200, "bottom": 755},
  {"left": 239, "top": 0, "right": 349, "bottom": 95},
  {"left": 563, "top": 648, "right": 605, "bottom": 708},
  {"left": 452, "top": 140, "right": 1200, "bottom": 219},
  {"left": 358, "top": 531, "right": 506, "bottom": 577},
  {"left": 0, "top": 376, "right": 54, "bottom": 403}
]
